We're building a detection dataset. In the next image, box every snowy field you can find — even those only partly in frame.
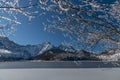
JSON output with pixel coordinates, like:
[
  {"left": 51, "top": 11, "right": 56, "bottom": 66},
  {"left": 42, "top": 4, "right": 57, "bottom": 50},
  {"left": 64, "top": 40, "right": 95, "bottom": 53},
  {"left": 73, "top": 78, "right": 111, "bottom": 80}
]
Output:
[
  {"left": 0, "top": 68, "right": 120, "bottom": 80},
  {"left": 0, "top": 61, "right": 120, "bottom": 80}
]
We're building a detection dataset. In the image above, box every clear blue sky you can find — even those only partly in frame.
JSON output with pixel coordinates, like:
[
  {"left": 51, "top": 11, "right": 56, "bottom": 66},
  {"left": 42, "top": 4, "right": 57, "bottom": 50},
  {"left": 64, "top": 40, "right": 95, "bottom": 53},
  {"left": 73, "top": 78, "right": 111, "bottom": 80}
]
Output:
[{"left": 8, "top": 15, "right": 71, "bottom": 46}]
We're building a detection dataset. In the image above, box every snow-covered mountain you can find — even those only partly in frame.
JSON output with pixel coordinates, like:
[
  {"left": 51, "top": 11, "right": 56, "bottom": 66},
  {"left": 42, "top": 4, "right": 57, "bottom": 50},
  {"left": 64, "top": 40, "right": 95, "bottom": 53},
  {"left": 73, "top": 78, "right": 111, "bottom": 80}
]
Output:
[
  {"left": 0, "top": 36, "right": 53, "bottom": 61},
  {"left": 37, "top": 42, "right": 54, "bottom": 55},
  {"left": 58, "top": 44, "right": 76, "bottom": 52},
  {"left": 0, "top": 36, "right": 120, "bottom": 61},
  {"left": 33, "top": 48, "right": 99, "bottom": 61},
  {"left": 98, "top": 49, "right": 120, "bottom": 61}
]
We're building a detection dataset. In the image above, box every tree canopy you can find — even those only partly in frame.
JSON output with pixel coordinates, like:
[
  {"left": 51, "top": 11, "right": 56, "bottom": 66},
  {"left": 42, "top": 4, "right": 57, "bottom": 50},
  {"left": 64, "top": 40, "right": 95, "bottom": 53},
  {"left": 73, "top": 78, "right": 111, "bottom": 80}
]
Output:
[{"left": 0, "top": 0, "right": 120, "bottom": 52}]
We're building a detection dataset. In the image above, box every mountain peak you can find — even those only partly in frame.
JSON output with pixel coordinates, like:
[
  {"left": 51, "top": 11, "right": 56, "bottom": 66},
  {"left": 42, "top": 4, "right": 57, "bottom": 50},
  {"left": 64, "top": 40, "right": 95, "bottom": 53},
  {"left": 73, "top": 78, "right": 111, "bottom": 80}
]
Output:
[
  {"left": 0, "top": 34, "right": 6, "bottom": 38},
  {"left": 58, "top": 43, "right": 76, "bottom": 52}
]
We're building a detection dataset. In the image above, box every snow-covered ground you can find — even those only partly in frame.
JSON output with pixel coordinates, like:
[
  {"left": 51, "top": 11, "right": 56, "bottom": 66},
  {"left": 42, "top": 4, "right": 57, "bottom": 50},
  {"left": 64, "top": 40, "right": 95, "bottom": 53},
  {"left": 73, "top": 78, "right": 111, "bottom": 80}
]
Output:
[
  {"left": 0, "top": 68, "right": 120, "bottom": 80},
  {"left": 0, "top": 61, "right": 119, "bottom": 80}
]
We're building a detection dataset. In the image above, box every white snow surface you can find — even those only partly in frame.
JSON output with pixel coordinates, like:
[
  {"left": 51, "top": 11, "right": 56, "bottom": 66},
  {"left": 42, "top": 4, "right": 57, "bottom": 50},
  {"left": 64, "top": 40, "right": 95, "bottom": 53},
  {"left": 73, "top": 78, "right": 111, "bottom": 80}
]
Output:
[
  {"left": 0, "top": 49, "right": 11, "bottom": 54},
  {"left": 0, "top": 68, "right": 120, "bottom": 80},
  {"left": 98, "top": 49, "right": 120, "bottom": 61}
]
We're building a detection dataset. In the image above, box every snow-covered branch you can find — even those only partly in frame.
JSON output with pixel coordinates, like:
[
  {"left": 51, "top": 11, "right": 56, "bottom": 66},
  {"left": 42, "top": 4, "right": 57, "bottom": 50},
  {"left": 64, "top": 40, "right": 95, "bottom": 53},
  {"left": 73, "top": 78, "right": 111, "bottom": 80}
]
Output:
[
  {"left": 0, "top": 0, "right": 120, "bottom": 51},
  {"left": 39, "top": 0, "right": 120, "bottom": 50}
]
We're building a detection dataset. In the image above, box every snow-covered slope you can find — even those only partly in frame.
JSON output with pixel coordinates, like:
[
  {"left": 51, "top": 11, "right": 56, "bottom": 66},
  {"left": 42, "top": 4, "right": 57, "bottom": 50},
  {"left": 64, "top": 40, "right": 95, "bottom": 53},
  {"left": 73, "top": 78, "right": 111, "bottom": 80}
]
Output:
[
  {"left": 33, "top": 48, "right": 100, "bottom": 61},
  {"left": 98, "top": 49, "right": 120, "bottom": 61},
  {"left": 0, "top": 36, "right": 53, "bottom": 60},
  {"left": 1, "top": 36, "right": 120, "bottom": 61},
  {"left": 58, "top": 44, "right": 76, "bottom": 52},
  {"left": 37, "top": 42, "right": 53, "bottom": 55}
]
